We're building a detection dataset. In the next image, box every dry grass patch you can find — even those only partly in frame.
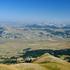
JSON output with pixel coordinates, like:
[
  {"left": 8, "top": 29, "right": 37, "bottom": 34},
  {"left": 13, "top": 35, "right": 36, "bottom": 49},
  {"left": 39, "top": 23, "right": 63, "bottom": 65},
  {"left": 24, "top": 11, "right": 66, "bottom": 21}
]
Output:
[
  {"left": 0, "top": 64, "right": 17, "bottom": 70},
  {"left": 11, "top": 63, "right": 47, "bottom": 70}
]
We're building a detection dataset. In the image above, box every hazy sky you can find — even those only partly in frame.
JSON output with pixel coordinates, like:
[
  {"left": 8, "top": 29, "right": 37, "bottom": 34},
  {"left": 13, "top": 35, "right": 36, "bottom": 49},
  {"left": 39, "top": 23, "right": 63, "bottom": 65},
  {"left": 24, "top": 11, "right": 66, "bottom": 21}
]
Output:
[{"left": 0, "top": 0, "right": 70, "bottom": 23}]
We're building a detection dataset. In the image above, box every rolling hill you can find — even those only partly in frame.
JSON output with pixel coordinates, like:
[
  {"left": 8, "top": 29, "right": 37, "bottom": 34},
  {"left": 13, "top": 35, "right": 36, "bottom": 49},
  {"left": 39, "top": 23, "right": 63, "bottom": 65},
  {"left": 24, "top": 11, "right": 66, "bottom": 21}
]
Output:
[{"left": 0, "top": 53, "right": 70, "bottom": 70}]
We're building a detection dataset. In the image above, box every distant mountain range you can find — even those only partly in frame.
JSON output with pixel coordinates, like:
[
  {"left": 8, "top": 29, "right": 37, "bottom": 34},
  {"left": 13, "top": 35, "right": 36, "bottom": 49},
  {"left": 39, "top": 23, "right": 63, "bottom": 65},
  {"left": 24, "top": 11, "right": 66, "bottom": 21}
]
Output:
[{"left": 0, "top": 22, "right": 70, "bottom": 40}]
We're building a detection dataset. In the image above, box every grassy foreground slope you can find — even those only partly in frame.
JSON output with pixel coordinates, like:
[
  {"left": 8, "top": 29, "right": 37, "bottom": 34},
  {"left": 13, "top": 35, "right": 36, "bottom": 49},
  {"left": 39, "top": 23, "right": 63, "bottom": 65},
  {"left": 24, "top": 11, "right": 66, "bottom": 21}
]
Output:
[
  {"left": 0, "top": 64, "right": 17, "bottom": 70},
  {"left": 0, "top": 62, "right": 70, "bottom": 70},
  {"left": 34, "top": 53, "right": 70, "bottom": 70},
  {"left": 12, "top": 63, "right": 47, "bottom": 70},
  {"left": 0, "top": 54, "right": 70, "bottom": 70},
  {"left": 0, "top": 63, "right": 47, "bottom": 70}
]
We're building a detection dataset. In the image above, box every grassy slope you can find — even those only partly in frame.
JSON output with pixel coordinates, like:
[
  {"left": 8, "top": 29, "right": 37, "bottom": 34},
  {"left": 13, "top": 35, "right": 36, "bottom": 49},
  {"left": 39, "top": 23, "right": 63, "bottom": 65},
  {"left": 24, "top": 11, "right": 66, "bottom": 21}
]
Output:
[
  {"left": 34, "top": 53, "right": 70, "bottom": 70},
  {"left": 0, "top": 61, "right": 70, "bottom": 70},
  {"left": 11, "top": 63, "right": 47, "bottom": 70},
  {"left": 0, "top": 64, "right": 17, "bottom": 70},
  {"left": 0, "top": 54, "right": 70, "bottom": 70},
  {"left": 41, "top": 62, "right": 70, "bottom": 70},
  {"left": 0, "top": 62, "right": 69, "bottom": 70},
  {"left": 34, "top": 53, "right": 69, "bottom": 63}
]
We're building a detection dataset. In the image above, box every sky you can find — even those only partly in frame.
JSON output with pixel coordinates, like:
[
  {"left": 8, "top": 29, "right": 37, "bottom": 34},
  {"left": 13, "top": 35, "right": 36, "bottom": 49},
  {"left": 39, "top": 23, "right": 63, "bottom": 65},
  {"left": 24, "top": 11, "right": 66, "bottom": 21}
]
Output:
[{"left": 0, "top": 0, "right": 70, "bottom": 23}]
